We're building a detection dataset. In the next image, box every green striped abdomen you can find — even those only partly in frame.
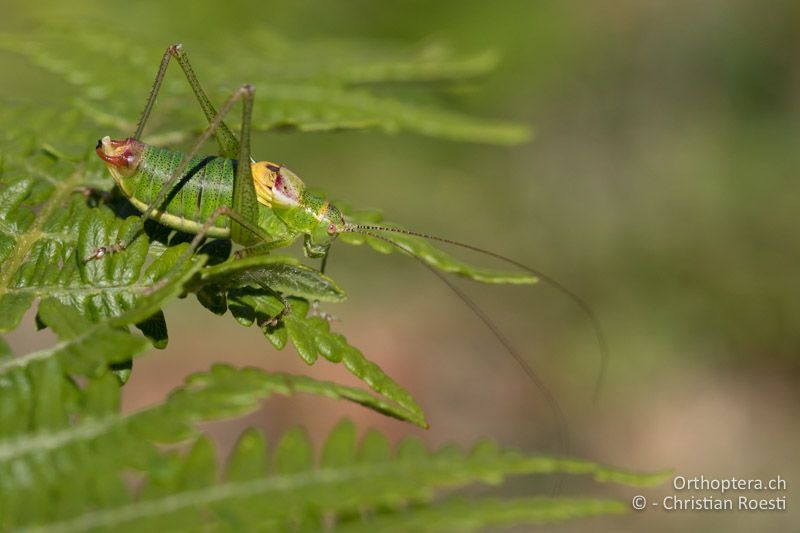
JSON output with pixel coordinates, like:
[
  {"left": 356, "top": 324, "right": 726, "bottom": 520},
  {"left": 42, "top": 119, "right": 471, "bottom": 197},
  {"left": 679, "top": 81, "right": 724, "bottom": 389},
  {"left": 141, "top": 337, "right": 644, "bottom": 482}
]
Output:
[{"left": 121, "top": 145, "right": 235, "bottom": 237}]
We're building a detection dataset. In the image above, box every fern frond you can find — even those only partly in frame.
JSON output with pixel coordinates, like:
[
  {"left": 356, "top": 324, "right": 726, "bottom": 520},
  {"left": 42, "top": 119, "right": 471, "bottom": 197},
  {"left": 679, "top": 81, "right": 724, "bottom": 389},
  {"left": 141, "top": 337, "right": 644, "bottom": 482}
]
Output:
[
  {"left": 0, "top": 265, "right": 201, "bottom": 526},
  {"left": 0, "top": 20, "right": 529, "bottom": 145},
  {"left": 17, "top": 420, "right": 667, "bottom": 532},
  {"left": 213, "top": 33, "right": 503, "bottom": 85},
  {"left": 339, "top": 207, "right": 537, "bottom": 284},
  {"left": 332, "top": 497, "right": 627, "bottom": 532},
  {"left": 0, "top": 363, "right": 434, "bottom": 529},
  {"left": 192, "top": 254, "right": 346, "bottom": 303},
  {"left": 249, "top": 83, "right": 529, "bottom": 144},
  {"left": 198, "top": 292, "right": 428, "bottom": 428},
  {"left": 0, "top": 246, "right": 203, "bottom": 440}
]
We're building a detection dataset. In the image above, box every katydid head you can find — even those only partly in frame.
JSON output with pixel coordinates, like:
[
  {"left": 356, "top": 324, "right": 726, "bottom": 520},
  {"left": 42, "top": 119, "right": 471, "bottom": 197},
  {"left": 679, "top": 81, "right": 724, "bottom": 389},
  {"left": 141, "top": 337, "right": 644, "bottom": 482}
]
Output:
[
  {"left": 304, "top": 201, "right": 347, "bottom": 257},
  {"left": 96, "top": 136, "right": 144, "bottom": 182},
  {"left": 317, "top": 203, "right": 347, "bottom": 238}
]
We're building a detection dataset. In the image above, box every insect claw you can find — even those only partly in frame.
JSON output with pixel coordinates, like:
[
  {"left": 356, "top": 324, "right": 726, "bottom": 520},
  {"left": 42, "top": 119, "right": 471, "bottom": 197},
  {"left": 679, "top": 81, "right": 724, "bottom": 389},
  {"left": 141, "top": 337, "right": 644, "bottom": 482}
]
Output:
[
  {"left": 83, "top": 241, "right": 126, "bottom": 263},
  {"left": 83, "top": 246, "right": 107, "bottom": 263},
  {"left": 319, "top": 311, "right": 339, "bottom": 323},
  {"left": 266, "top": 298, "right": 292, "bottom": 327},
  {"left": 310, "top": 301, "right": 338, "bottom": 323}
]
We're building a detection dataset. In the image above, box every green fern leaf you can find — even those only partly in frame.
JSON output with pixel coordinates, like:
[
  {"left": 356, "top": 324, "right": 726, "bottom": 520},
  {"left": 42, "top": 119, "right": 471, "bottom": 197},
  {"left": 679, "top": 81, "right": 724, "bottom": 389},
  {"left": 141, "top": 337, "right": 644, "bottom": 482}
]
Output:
[
  {"left": 192, "top": 254, "right": 346, "bottom": 303},
  {"left": 0, "top": 273, "right": 200, "bottom": 526},
  {"left": 22, "top": 419, "right": 667, "bottom": 532},
  {"left": 218, "top": 294, "right": 428, "bottom": 427},
  {"left": 0, "top": 361, "right": 435, "bottom": 528},
  {"left": 333, "top": 497, "right": 627, "bottom": 532},
  {"left": 225, "top": 428, "right": 268, "bottom": 483},
  {"left": 0, "top": 247, "right": 202, "bottom": 439},
  {"left": 249, "top": 83, "right": 530, "bottom": 144},
  {"left": 339, "top": 207, "right": 537, "bottom": 284},
  {"left": 0, "top": 21, "right": 530, "bottom": 145}
]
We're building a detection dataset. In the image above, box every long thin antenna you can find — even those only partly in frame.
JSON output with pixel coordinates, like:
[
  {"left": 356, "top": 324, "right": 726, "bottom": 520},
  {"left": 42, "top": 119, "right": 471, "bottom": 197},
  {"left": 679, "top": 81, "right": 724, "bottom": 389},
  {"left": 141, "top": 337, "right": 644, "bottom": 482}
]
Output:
[
  {"left": 359, "top": 230, "right": 568, "bottom": 495},
  {"left": 349, "top": 223, "right": 609, "bottom": 406}
]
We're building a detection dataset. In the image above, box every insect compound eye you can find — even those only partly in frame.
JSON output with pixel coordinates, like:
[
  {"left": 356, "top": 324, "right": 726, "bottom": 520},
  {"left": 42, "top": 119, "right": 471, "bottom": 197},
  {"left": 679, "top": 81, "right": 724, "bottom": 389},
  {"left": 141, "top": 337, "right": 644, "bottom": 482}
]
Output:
[{"left": 327, "top": 223, "right": 336, "bottom": 235}]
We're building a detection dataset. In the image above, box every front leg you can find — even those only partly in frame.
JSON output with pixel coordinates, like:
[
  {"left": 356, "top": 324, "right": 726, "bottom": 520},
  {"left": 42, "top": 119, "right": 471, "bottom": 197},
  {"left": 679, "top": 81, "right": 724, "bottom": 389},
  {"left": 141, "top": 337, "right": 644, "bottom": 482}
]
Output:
[
  {"left": 303, "top": 234, "right": 330, "bottom": 258},
  {"left": 306, "top": 243, "right": 337, "bottom": 322}
]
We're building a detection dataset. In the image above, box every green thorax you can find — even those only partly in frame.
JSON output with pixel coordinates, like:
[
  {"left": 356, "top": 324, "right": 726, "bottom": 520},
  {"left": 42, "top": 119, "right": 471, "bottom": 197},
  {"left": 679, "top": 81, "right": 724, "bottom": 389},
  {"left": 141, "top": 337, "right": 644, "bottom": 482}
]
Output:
[
  {"left": 273, "top": 190, "right": 329, "bottom": 233},
  {"left": 121, "top": 145, "right": 283, "bottom": 241}
]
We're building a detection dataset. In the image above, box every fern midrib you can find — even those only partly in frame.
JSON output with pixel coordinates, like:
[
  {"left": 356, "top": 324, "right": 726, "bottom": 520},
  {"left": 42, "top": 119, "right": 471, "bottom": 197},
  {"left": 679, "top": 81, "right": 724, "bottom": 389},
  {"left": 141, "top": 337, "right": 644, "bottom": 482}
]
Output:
[
  {"left": 21, "top": 459, "right": 511, "bottom": 533},
  {"left": 0, "top": 314, "right": 132, "bottom": 375},
  {"left": 0, "top": 365, "right": 422, "bottom": 465},
  {"left": 6, "top": 282, "right": 163, "bottom": 298},
  {"left": 20, "top": 452, "right": 644, "bottom": 533},
  {"left": 0, "top": 335, "right": 88, "bottom": 374},
  {"left": 0, "top": 166, "right": 85, "bottom": 296},
  {"left": 0, "top": 414, "right": 120, "bottom": 462},
  {"left": 0, "top": 373, "right": 385, "bottom": 463}
]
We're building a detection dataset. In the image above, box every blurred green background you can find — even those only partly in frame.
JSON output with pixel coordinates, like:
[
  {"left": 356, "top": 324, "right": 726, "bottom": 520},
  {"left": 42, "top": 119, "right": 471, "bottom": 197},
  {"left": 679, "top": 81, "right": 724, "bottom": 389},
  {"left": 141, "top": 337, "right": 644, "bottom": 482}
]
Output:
[{"left": 2, "top": 1, "right": 797, "bottom": 531}]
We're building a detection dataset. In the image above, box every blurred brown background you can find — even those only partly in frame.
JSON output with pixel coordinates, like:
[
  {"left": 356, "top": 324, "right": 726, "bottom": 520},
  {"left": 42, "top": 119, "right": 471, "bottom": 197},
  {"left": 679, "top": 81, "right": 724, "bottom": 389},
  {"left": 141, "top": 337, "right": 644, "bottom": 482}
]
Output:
[{"left": 2, "top": 1, "right": 798, "bottom": 531}]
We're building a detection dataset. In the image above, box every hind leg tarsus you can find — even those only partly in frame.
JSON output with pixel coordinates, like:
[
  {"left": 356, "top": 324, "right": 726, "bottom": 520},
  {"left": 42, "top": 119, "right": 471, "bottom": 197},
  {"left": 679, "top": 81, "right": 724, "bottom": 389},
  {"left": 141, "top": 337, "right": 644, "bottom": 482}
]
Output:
[
  {"left": 309, "top": 301, "right": 338, "bottom": 323},
  {"left": 83, "top": 241, "right": 125, "bottom": 263}
]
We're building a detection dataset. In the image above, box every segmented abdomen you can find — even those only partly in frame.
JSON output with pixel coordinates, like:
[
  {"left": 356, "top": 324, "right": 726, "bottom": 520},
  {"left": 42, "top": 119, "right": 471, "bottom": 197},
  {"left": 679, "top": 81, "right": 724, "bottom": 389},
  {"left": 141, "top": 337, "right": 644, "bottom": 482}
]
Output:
[{"left": 130, "top": 145, "right": 235, "bottom": 233}]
